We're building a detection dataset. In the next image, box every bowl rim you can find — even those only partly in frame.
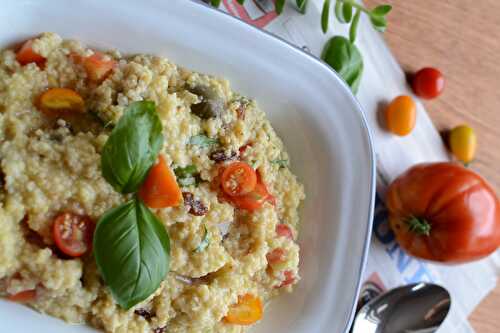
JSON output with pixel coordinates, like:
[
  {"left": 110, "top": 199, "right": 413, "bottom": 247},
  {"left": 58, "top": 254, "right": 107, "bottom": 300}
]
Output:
[{"left": 187, "top": 1, "right": 376, "bottom": 331}]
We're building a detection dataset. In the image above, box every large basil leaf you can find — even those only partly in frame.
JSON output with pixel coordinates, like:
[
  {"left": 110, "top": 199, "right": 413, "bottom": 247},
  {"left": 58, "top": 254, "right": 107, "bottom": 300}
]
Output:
[
  {"left": 321, "top": 36, "right": 364, "bottom": 94},
  {"left": 101, "top": 101, "right": 163, "bottom": 194},
  {"left": 93, "top": 199, "right": 170, "bottom": 309}
]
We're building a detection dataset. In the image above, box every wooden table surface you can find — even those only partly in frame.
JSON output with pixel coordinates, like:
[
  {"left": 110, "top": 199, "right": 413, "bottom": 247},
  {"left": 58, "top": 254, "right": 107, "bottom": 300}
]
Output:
[{"left": 364, "top": 0, "right": 500, "bottom": 331}]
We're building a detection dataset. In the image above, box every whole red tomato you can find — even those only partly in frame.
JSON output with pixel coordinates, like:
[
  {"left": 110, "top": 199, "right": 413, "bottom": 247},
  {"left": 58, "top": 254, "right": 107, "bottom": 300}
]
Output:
[
  {"left": 412, "top": 67, "right": 445, "bottom": 99},
  {"left": 386, "top": 162, "right": 500, "bottom": 264}
]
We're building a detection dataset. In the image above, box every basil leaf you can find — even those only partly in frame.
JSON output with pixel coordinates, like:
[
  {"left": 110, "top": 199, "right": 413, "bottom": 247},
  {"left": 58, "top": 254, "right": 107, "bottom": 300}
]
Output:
[
  {"left": 371, "top": 4, "right": 392, "bottom": 17},
  {"left": 321, "top": 36, "right": 364, "bottom": 94},
  {"left": 370, "top": 15, "right": 388, "bottom": 32},
  {"left": 193, "top": 226, "right": 210, "bottom": 253},
  {"left": 335, "top": 2, "right": 352, "bottom": 23},
  {"left": 189, "top": 134, "right": 218, "bottom": 147},
  {"left": 321, "top": 0, "right": 330, "bottom": 33},
  {"left": 349, "top": 9, "right": 362, "bottom": 43},
  {"left": 271, "top": 159, "right": 289, "bottom": 168},
  {"left": 296, "top": 0, "right": 308, "bottom": 14},
  {"left": 93, "top": 199, "right": 170, "bottom": 309},
  {"left": 275, "top": 0, "right": 286, "bottom": 14},
  {"left": 101, "top": 101, "right": 163, "bottom": 194},
  {"left": 174, "top": 165, "right": 197, "bottom": 179}
]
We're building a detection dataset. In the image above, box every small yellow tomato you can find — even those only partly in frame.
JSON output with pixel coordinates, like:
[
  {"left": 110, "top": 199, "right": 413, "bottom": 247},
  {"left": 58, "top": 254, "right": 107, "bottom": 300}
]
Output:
[
  {"left": 385, "top": 95, "right": 416, "bottom": 136},
  {"left": 449, "top": 125, "right": 477, "bottom": 164}
]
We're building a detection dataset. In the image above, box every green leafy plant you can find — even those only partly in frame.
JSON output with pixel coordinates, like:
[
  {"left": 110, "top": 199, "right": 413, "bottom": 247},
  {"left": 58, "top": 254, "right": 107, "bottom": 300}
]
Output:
[
  {"left": 207, "top": 0, "right": 391, "bottom": 94},
  {"left": 95, "top": 101, "right": 171, "bottom": 309},
  {"left": 101, "top": 101, "right": 163, "bottom": 193}
]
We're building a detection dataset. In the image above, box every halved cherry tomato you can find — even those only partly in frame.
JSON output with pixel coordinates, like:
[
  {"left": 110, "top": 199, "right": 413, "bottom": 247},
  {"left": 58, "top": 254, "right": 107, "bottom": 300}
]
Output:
[
  {"left": 7, "top": 289, "right": 37, "bottom": 303},
  {"left": 412, "top": 67, "right": 444, "bottom": 99},
  {"left": 82, "top": 52, "right": 117, "bottom": 83},
  {"left": 275, "top": 270, "right": 295, "bottom": 288},
  {"left": 37, "top": 88, "right": 85, "bottom": 117},
  {"left": 266, "top": 248, "right": 286, "bottom": 265},
  {"left": 139, "top": 155, "right": 182, "bottom": 208},
  {"left": 385, "top": 95, "right": 416, "bottom": 136},
  {"left": 16, "top": 40, "right": 46, "bottom": 67},
  {"left": 448, "top": 125, "right": 477, "bottom": 164},
  {"left": 276, "top": 224, "right": 293, "bottom": 240},
  {"left": 224, "top": 294, "right": 263, "bottom": 325},
  {"left": 230, "top": 181, "right": 272, "bottom": 211},
  {"left": 221, "top": 162, "right": 257, "bottom": 197},
  {"left": 53, "top": 213, "right": 94, "bottom": 257}
]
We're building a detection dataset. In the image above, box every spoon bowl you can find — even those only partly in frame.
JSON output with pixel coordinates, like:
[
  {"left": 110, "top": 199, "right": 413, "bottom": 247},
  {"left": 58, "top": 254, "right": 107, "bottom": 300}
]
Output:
[{"left": 352, "top": 283, "right": 451, "bottom": 333}]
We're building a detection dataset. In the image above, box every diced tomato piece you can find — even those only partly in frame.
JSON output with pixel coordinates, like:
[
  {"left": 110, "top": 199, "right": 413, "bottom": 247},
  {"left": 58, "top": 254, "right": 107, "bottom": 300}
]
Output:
[
  {"left": 224, "top": 294, "right": 263, "bottom": 325},
  {"left": 276, "top": 224, "right": 293, "bottom": 240},
  {"left": 139, "top": 155, "right": 182, "bottom": 209},
  {"left": 7, "top": 289, "right": 37, "bottom": 303},
  {"left": 276, "top": 270, "right": 295, "bottom": 288},
  {"left": 238, "top": 143, "right": 252, "bottom": 156},
  {"left": 53, "top": 213, "right": 94, "bottom": 257},
  {"left": 16, "top": 40, "right": 46, "bottom": 67},
  {"left": 82, "top": 52, "right": 116, "bottom": 83},
  {"left": 266, "top": 248, "right": 286, "bottom": 265}
]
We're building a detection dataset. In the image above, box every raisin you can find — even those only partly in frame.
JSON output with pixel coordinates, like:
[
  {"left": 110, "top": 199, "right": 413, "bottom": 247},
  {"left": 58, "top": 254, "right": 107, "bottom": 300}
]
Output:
[
  {"left": 134, "top": 308, "right": 153, "bottom": 320},
  {"left": 209, "top": 149, "right": 237, "bottom": 162},
  {"left": 153, "top": 327, "right": 166, "bottom": 333},
  {"left": 182, "top": 192, "right": 208, "bottom": 216}
]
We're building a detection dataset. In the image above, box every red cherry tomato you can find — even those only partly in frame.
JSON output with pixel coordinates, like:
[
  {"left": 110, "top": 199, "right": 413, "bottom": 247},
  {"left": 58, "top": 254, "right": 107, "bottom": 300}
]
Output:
[
  {"left": 52, "top": 213, "right": 94, "bottom": 257},
  {"left": 221, "top": 162, "right": 257, "bottom": 197},
  {"left": 7, "top": 289, "right": 37, "bottom": 303},
  {"left": 230, "top": 181, "right": 273, "bottom": 211},
  {"left": 412, "top": 67, "right": 445, "bottom": 99},
  {"left": 276, "top": 224, "right": 293, "bottom": 240},
  {"left": 16, "top": 40, "right": 46, "bottom": 67}
]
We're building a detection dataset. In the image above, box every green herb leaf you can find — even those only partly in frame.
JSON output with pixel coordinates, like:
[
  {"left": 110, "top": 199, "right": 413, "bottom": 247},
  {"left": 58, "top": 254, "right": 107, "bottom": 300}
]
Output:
[
  {"left": 236, "top": 0, "right": 245, "bottom": 4},
  {"left": 271, "top": 159, "right": 289, "bottom": 168},
  {"left": 210, "top": 0, "right": 222, "bottom": 6},
  {"left": 101, "top": 101, "right": 163, "bottom": 194},
  {"left": 174, "top": 165, "right": 197, "bottom": 179},
  {"left": 321, "top": 36, "right": 364, "bottom": 94},
  {"left": 335, "top": 2, "right": 352, "bottom": 23},
  {"left": 189, "top": 134, "right": 218, "bottom": 147},
  {"left": 193, "top": 226, "right": 210, "bottom": 253},
  {"left": 275, "top": 0, "right": 286, "bottom": 14},
  {"left": 349, "top": 9, "right": 362, "bottom": 43},
  {"left": 370, "top": 15, "right": 388, "bottom": 32},
  {"left": 371, "top": 4, "right": 392, "bottom": 17},
  {"left": 296, "top": 0, "right": 308, "bottom": 14},
  {"left": 93, "top": 198, "right": 170, "bottom": 309},
  {"left": 321, "top": 0, "right": 330, "bottom": 33}
]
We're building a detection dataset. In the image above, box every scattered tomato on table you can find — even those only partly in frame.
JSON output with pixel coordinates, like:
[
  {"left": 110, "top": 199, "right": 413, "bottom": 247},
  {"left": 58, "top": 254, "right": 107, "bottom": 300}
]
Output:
[
  {"left": 412, "top": 67, "right": 445, "bottom": 99},
  {"left": 385, "top": 95, "right": 416, "bottom": 136},
  {"left": 448, "top": 125, "right": 477, "bottom": 164},
  {"left": 386, "top": 162, "right": 500, "bottom": 264}
]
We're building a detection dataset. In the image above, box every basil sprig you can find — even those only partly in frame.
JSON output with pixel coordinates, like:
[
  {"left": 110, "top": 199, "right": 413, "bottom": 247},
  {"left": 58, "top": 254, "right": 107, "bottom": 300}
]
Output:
[
  {"left": 101, "top": 101, "right": 163, "bottom": 194},
  {"left": 93, "top": 198, "right": 170, "bottom": 309}
]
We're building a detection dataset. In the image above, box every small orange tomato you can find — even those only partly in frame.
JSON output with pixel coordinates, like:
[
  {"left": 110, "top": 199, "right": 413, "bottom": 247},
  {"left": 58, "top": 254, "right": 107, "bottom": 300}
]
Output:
[
  {"left": 7, "top": 289, "right": 37, "bottom": 303},
  {"left": 449, "top": 125, "right": 477, "bottom": 164},
  {"left": 385, "top": 95, "right": 416, "bottom": 136},
  {"left": 37, "top": 88, "right": 85, "bottom": 116},
  {"left": 83, "top": 52, "right": 117, "bottom": 83},
  {"left": 224, "top": 294, "right": 263, "bottom": 325},
  {"left": 16, "top": 40, "right": 46, "bottom": 67}
]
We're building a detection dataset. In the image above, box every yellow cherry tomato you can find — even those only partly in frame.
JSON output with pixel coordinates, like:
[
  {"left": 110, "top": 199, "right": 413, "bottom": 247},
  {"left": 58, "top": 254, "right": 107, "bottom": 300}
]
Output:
[
  {"left": 449, "top": 125, "right": 477, "bottom": 164},
  {"left": 385, "top": 95, "right": 417, "bottom": 136}
]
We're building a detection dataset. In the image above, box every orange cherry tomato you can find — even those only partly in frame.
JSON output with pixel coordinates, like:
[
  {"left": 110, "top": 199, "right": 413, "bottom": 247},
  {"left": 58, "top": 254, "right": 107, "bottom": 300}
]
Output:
[
  {"left": 53, "top": 213, "right": 94, "bottom": 257},
  {"left": 412, "top": 67, "right": 444, "bottom": 99},
  {"left": 16, "top": 39, "right": 46, "bottom": 67},
  {"left": 139, "top": 155, "right": 182, "bottom": 209},
  {"left": 82, "top": 52, "right": 117, "bottom": 83},
  {"left": 224, "top": 294, "right": 263, "bottom": 325},
  {"left": 221, "top": 162, "right": 257, "bottom": 197},
  {"left": 386, "top": 162, "right": 500, "bottom": 263},
  {"left": 385, "top": 95, "right": 416, "bottom": 136},
  {"left": 7, "top": 289, "right": 37, "bottom": 303},
  {"left": 37, "top": 88, "right": 85, "bottom": 117},
  {"left": 448, "top": 125, "right": 477, "bottom": 164},
  {"left": 276, "top": 224, "right": 293, "bottom": 240}
]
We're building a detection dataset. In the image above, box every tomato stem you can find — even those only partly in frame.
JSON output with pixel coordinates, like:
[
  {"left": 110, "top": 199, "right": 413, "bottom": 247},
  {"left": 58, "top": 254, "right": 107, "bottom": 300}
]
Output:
[{"left": 406, "top": 216, "right": 431, "bottom": 236}]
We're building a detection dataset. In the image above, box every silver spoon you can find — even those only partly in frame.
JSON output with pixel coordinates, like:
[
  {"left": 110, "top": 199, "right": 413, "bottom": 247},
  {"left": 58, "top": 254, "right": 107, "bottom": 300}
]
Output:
[{"left": 352, "top": 283, "right": 451, "bottom": 333}]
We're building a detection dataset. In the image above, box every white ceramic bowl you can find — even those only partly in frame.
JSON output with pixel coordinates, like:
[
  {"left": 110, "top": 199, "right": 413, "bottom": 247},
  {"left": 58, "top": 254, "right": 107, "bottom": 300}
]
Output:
[{"left": 0, "top": 0, "right": 376, "bottom": 332}]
